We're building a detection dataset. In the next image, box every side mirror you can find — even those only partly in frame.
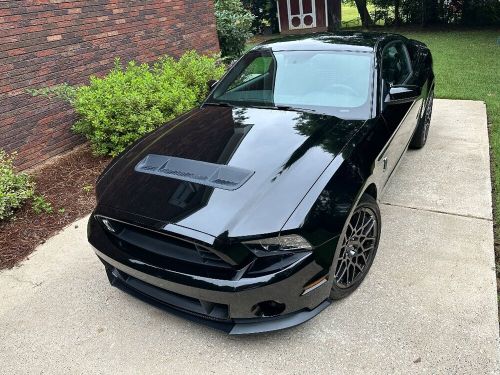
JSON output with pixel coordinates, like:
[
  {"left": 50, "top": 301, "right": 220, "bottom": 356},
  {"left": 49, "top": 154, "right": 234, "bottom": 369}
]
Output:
[
  {"left": 385, "top": 85, "right": 421, "bottom": 104},
  {"left": 207, "top": 79, "right": 218, "bottom": 91}
]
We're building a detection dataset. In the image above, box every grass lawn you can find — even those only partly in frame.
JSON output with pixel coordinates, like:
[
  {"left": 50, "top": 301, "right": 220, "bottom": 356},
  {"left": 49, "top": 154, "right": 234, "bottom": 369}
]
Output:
[
  {"left": 342, "top": 3, "right": 375, "bottom": 24},
  {"left": 342, "top": 3, "right": 364, "bottom": 23},
  {"left": 342, "top": 3, "right": 383, "bottom": 27}
]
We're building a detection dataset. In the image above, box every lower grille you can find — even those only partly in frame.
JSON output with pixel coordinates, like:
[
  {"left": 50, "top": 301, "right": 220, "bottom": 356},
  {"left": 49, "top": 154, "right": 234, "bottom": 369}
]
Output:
[{"left": 111, "top": 268, "right": 230, "bottom": 321}]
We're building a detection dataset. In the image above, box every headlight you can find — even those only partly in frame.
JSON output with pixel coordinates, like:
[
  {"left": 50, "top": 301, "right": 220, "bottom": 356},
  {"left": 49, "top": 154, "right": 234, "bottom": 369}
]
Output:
[{"left": 243, "top": 234, "right": 312, "bottom": 252}]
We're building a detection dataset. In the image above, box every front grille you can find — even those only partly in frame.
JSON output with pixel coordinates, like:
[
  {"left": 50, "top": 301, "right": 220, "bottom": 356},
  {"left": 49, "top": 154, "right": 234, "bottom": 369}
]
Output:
[
  {"left": 196, "top": 245, "right": 229, "bottom": 267},
  {"left": 98, "top": 216, "right": 239, "bottom": 280}
]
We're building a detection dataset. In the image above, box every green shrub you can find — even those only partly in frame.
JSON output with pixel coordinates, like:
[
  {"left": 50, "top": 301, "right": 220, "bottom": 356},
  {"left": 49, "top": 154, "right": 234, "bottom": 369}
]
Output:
[
  {"left": 172, "top": 51, "right": 227, "bottom": 100},
  {"left": 32, "top": 195, "right": 53, "bottom": 215},
  {"left": 0, "top": 150, "right": 35, "bottom": 221},
  {"left": 26, "top": 83, "right": 77, "bottom": 103},
  {"left": 29, "top": 51, "right": 225, "bottom": 157},
  {"left": 215, "top": 0, "right": 254, "bottom": 58}
]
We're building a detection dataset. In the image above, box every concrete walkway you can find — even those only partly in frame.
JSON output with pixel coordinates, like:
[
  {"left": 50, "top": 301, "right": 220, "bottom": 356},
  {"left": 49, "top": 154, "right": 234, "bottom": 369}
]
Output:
[{"left": 0, "top": 100, "right": 498, "bottom": 374}]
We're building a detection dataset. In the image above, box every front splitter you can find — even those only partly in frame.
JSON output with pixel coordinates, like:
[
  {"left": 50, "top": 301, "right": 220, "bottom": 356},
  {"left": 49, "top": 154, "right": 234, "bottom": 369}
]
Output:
[{"left": 106, "top": 263, "right": 331, "bottom": 335}]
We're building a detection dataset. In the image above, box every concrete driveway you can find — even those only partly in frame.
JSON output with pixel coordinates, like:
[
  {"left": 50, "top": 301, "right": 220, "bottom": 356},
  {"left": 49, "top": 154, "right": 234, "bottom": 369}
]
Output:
[{"left": 0, "top": 100, "right": 498, "bottom": 374}]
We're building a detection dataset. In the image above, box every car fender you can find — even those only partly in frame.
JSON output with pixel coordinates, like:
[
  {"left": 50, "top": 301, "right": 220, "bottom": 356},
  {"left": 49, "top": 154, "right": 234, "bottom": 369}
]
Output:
[{"left": 281, "top": 115, "right": 390, "bottom": 271}]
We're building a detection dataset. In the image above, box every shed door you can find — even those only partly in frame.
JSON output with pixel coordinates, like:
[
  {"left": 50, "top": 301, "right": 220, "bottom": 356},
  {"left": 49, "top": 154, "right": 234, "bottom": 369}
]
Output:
[{"left": 287, "top": 0, "right": 316, "bottom": 30}]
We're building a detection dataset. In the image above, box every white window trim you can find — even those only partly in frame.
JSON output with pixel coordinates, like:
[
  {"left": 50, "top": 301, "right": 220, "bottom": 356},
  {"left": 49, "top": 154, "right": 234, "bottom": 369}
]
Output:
[
  {"left": 277, "top": 0, "right": 282, "bottom": 32},
  {"left": 287, "top": 0, "right": 317, "bottom": 30},
  {"left": 324, "top": 0, "right": 328, "bottom": 27}
]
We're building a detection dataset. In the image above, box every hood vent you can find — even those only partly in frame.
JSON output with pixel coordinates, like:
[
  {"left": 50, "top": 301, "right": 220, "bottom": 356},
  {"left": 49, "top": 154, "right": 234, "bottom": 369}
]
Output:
[{"left": 134, "top": 154, "right": 254, "bottom": 191}]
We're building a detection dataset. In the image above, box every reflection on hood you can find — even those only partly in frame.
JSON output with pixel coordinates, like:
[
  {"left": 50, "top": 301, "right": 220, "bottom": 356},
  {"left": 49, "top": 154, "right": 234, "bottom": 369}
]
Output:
[{"left": 97, "top": 106, "right": 366, "bottom": 237}]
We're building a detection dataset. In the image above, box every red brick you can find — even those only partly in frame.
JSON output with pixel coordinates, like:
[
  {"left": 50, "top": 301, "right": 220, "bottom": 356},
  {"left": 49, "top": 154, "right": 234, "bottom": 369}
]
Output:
[
  {"left": 47, "top": 34, "right": 62, "bottom": 42},
  {"left": 0, "top": 0, "right": 219, "bottom": 170}
]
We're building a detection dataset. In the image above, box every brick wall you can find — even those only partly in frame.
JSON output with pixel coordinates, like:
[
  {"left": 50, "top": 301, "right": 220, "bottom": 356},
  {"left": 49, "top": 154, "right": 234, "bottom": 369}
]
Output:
[{"left": 0, "top": 0, "right": 220, "bottom": 170}]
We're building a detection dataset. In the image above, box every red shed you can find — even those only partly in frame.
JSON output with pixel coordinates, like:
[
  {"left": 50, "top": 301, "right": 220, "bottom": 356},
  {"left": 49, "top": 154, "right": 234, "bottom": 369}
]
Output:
[{"left": 276, "top": 0, "right": 329, "bottom": 33}]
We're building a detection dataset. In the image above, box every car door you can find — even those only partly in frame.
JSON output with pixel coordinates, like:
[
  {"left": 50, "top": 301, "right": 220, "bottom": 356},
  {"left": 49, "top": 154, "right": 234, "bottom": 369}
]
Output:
[{"left": 378, "top": 40, "right": 423, "bottom": 188}]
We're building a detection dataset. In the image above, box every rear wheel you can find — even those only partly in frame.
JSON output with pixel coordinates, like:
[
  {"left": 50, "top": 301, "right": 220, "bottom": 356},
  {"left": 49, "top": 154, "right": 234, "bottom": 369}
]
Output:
[
  {"left": 410, "top": 91, "right": 434, "bottom": 149},
  {"left": 330, "top": 194, "right": 381, "bottom": 300}
]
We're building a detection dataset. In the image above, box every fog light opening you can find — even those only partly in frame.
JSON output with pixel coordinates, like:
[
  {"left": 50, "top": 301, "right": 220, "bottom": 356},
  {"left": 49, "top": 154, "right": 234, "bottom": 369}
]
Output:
[{"left": 251, "top": 300, "right": 286, "bottom": 317}]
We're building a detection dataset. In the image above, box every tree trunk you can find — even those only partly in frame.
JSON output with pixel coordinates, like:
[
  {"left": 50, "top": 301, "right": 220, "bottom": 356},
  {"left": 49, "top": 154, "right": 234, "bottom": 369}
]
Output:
[
  {"left": 327, "top": 0, "right": 342, "bottom": 31},
  {"left": 462, "top": 0, "right": 471, "bottom": 25},
  {"left": 432, "top": 0, "right": 439, "bottom": 23},
  {"left": 425, "top": 0, "right": 439, "bottom": 24},
  {"left": 394, "top": 0, "right": 401, "bottom": 25},
  {"left": 354, "top": 0, "right": 373, "bottom": 27},
  {"left": 421, "top": 0, "right": 425, "bottom": 26}
]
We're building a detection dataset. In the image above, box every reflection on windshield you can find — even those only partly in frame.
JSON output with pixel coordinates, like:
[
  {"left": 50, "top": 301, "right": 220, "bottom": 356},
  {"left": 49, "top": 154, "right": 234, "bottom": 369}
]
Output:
[{"left": 207, "top": 49, "right": 373, "bottom": 119}]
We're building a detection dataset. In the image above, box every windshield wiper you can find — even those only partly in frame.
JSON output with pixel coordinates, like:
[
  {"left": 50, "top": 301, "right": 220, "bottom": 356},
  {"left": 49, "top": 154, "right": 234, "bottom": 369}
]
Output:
[
  {"left": 246, "top": 104, "right": 316, "bottom": 113},
  {"left": 205, "top": 102, "right": 316, "bottom": 113},
  {"left": 273, "top": 105, "right": 316, "bottom": 113},
  {"left": 203, "top": 101, "right": 234, "bottom": 108}
]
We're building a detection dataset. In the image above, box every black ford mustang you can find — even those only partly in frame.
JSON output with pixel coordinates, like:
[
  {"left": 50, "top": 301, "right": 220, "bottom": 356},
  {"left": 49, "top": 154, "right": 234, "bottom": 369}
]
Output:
[{"left": 88, "top": 32, "right": 434, "bottom": 334}]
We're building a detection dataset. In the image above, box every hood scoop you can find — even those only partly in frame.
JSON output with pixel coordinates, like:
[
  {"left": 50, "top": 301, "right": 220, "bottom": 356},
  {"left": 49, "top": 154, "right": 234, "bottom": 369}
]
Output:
[{"left": 135, "top": 154, "right": 254, "bottom": 191}]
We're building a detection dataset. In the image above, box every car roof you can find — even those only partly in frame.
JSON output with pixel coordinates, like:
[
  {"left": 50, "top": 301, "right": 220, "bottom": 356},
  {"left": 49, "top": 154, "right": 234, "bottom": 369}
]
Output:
[{"left": 253, "top": 31, "right": 404, "bottom": 53}]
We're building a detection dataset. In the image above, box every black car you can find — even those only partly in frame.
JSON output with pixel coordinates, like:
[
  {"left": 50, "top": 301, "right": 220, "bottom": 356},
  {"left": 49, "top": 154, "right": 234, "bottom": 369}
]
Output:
[{"left": 88, "top": 32, "right": 434, "bottom": 334}]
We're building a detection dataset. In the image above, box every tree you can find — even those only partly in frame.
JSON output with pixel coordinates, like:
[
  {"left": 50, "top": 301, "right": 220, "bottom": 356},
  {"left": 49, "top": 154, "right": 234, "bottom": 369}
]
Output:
[
  {"left": 214, "top": 0, "right": 254, "bottom": 58},
  {"left": 394, "top": 0, "right": 401, "bottom": 25},
  {"left": 371, "top": 0, "right": 499, "bottom": 26},
  {"left": 327, "top": 0, "right": 342, "bottom": 31},
  {"left": 428, "top": 0, "right": 439, "bottom": 23},
  {"left": 353, "top": 0, "right": 373, "bottom": 26},
  {"left": 242, "top": 0, "right": 277, "bottom": 34}
]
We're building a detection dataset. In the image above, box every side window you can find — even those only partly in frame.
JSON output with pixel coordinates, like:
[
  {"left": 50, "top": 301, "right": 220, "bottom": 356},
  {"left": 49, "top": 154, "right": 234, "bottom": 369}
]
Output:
[
  {"left": 227, "top": 56, "right": 274, "bottom": 91},
  {"left": 381, "top": 42, "right": 412, "bottom": 86}
]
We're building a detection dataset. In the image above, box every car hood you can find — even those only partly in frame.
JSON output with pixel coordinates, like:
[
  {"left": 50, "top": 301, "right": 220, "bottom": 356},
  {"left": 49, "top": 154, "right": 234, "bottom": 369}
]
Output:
[{"left": 97, "top": 106, "right": 366, "bottom": 239}]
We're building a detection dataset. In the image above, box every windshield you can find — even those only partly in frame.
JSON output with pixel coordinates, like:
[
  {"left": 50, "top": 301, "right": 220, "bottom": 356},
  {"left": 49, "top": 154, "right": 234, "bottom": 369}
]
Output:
[{"left": 207, "top": 49, "right": 374, "bottom": 119}]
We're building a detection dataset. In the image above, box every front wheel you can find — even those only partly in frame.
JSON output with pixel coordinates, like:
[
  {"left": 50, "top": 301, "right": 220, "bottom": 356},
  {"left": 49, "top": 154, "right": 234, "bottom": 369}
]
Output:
[
  {"left": 410, "top": 91, "right": 434, "bottom": 149},
  {"left": 330, "top": 194, "right": 381, "bottom": 300}
]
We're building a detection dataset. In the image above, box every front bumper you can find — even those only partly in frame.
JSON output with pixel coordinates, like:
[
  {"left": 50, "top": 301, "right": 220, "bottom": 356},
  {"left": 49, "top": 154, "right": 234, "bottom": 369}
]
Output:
[
  {"left": 89, "top": 215, "right": 333, "bottom": 334},
  {"left": 98, "top": 249, "right": 330, "bottom": 334}
]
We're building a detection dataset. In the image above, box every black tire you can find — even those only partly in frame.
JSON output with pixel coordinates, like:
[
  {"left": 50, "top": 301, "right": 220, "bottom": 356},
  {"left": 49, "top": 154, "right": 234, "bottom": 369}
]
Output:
[
  {"left": 330, "top": 194, "right": 381, "bottom": 300},
  {"left": 410, "top": 91, "right": 434, "bottom": 149}
]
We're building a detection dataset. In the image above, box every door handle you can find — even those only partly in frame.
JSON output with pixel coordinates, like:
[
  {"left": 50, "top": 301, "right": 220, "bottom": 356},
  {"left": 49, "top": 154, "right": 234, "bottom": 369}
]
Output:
[{"left": 383, "top": 157, "right": 388, "bottom": 171}]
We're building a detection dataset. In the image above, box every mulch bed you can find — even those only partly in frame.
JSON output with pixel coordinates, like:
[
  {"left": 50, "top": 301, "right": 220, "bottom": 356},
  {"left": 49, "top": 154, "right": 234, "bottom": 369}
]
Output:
[{"left": 0, "top": 145, "right": 110, "bottom": 269}]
